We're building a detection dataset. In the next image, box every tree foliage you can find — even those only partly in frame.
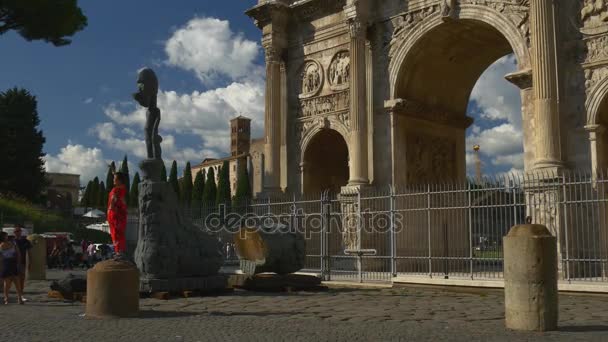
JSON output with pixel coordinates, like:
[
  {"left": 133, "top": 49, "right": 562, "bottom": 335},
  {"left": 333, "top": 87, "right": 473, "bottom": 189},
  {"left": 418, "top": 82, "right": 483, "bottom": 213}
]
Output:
[
  {"left": 181, "top": 162, "right": 193, "bottom": 206},
  {"left": 129, "top": 172, "right": 140, "bottom": 208},
  {"left": 98, "top": 181, "right": 106, "bottom": 209},
  {"left": 168, "top": 160, "right": 180, "bottom": 199},
  {"left": 160, "top": 162, "right": 167, "bottom": 182},
  {"left": 120, "top": 155, "right": 130, "bottom": 204},
  {"left": 0, "top": 88, "right": 47, "bottom": 201},
  {"left": 105, "top": 161, "right": 115, "bottom": 192},
  {"left": 216, "top": 161, "right": 231, "bottom": 206},
  {"left": 202, "top": 167, "right": 216, "bottom": 206},
  {"left": 90, "top": 177, "right": 99, "bottom": 208},
  {"left": 234, "top": 165, "right": 251, "bottom": 206},
  {"left": 80, "top": 180, "right": 92, "bottom": 207},
  {"left": 191, "top": 169, "right": 205, "bottom": 207},
  {"left": 0, "top": 0, "right": 88, "bottom": 46}
]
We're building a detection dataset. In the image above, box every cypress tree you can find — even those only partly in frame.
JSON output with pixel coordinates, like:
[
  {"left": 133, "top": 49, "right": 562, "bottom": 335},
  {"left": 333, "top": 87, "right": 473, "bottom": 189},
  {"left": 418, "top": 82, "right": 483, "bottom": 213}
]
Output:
[
  {"left": 98, "top": 181, "right": 106, "bottom": 209},
  {"left": 202, "top": 167, "right": 217, "bottom": 206},
  {"left": 192, "top": 169, "right": 205, "bottom": 207},
  {"left": 181, "top": 162, "right": 193, "bottom": 206},
  {"left": 105, "top": 161, "right": 116, "bottom": 191},
  {"left": 168, "top": 160, "right": 180, "bottom": 199},
  {"left": 216, "top": 161, "right": 231, "bottom": 206},
  {"left": 130, "top": 172, "right": 140, "bottom": 207},
  {"left": 80, "top": 181, "right": 92, "bottom": 207},
  {"left": 160, "top": 162, "right": 167, "bottom": 182},
  {"left": 120, "top": 155, "right": 130, "bottom": 204},
  {"left": 90, "top": 177, "right": 100, "bottom": 208},
  {"left": 234, "top": 165, "right": 252, "bottom": 207}
]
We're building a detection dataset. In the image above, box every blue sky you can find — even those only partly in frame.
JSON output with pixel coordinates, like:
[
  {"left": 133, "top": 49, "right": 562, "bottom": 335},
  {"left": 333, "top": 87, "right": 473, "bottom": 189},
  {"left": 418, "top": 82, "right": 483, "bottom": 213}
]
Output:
[{"left": 1, "top": 0, "right": 521, "bottom": 185}]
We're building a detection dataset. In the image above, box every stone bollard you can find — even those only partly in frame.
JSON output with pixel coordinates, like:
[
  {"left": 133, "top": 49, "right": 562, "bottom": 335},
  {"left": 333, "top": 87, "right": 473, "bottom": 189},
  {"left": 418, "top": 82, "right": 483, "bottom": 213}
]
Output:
[
  {"left": 86, "top": 260, "right": 139, "bottom": 319},
  {"left": 504, "top": 224, "right": 558, "bottom": 331},
  {"left": 26, "top": 234, "right": 47, "bottom": 280}
]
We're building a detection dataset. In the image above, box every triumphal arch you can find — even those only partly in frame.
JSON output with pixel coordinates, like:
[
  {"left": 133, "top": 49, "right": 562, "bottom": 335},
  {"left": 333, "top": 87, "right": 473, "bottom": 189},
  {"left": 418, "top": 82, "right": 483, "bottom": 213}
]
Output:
[{"left": 247, "top": 0, "right": 608, "bottom": 195}]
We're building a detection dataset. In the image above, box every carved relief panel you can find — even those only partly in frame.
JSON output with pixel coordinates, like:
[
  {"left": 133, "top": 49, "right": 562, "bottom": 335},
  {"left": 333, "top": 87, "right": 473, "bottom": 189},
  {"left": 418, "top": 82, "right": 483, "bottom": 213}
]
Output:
[
  {"left": 299, "top": 60, "right": 324, "bottom": 99},
  {"left": 406, "top": 133, "right": 456, "bottom": 184},
  {"left": 328, "top": 51, "right": 351, "bottom": 91}
]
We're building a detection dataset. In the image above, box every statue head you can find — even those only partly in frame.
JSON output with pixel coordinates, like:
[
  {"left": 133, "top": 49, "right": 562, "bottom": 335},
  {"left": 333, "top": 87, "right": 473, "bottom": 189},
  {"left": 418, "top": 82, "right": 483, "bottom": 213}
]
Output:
[{"left": 133, "top": 67, "right": 159, "bottom": 108}]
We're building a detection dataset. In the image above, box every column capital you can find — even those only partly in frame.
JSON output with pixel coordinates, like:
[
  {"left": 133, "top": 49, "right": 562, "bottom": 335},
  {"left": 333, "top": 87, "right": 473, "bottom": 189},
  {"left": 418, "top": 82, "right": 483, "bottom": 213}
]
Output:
[{"left": 585, "top": 124, "right": 607, "bottom": 141}]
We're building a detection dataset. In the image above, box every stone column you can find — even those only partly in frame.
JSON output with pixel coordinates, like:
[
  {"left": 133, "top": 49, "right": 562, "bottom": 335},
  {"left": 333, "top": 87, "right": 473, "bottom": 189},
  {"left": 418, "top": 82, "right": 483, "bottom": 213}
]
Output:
[
  {"left": 347, "top": 18, "right": 369, "bottom": 186},
  {"left": 530, "top": 0, "right": 563, "bottom": 170},
  {"left": 262, "top": 45, "right": 284, "bottom": 193},
  {"left": 585, "top": 124, "right": 606, "bottom": 174}
]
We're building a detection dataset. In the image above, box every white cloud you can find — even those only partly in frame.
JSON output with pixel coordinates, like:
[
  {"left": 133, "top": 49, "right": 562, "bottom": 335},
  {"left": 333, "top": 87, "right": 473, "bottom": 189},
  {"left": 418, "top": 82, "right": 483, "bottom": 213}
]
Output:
[
  {"left": 467, "top": 54, "right": 524, "bottom": 174},
  {"left": 164, "top": 17, "right": 262, "bottom": 84},
  {"left": 84, "top": 98, "right": 93, "bottom": 104},
  {"left": 469, "top": 54, "right": 521, "bottom": 126},
  {"left": 102, "top": 80, "right": 264, "bottom": 159},
  {"left": 45, "top": 144, "right": 109, "bottom": 185}
]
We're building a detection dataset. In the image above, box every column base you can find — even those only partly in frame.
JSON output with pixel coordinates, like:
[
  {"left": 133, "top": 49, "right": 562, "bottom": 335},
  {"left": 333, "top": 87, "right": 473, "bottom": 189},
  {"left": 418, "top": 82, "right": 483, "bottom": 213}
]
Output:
[{"left": 532, "top": 159, "right": 565, "bottom": 176}]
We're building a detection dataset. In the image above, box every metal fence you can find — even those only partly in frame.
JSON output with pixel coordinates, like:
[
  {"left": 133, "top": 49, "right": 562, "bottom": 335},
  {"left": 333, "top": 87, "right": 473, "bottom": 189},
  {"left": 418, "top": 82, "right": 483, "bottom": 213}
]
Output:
[{"left": 190, "top": 171, "right": 608, "bottom": 286}]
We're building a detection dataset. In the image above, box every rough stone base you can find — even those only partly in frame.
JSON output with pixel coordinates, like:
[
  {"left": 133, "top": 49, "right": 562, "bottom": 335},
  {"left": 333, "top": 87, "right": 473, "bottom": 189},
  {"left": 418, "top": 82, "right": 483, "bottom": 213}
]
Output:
[
  {"left": 241, "top": 273, "right": 324, "bottom": 292},
  {"left": 140, "top": 275, "right": 227, "bottom": 293}
]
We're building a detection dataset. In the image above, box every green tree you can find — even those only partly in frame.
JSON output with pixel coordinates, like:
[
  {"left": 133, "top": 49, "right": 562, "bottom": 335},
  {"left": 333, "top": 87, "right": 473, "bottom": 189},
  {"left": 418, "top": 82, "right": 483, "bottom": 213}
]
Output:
[
  {"left": 80, "top": 180, "right": 92, "bottom": 207},
  {"left": 216, "top": 161, "right": 231, "bottom": 206},
  {"left": 168, "top": 160, "right": 180, "bottom": 199},
  {"left": 98, "top": 181, "right": 106, "bottom": 209},
  {"left": 234, "top": 165, "right": 252, "bottom": 207},
  {"left": 0, "top": 0, "right": 88, "bottom": 46},
  {"left": 120, "top": 155, "right": 130, "bottom": 204},
  {"left": 105, "top": 161, "right": 116, "bottom": 191},
  {"left": 160, "top": 162, "right": 167, "bottom": 182},
  {"left": 191, "top": 169, "right": 205, "bottom": 206},
  {"left": 90, "top": 177, "right": 100, "bottom": 208},
  {"left": 181, "top": 162, "right": 193, "bottom": 206},
  {"left": 202, "top": 167, "right": 217, "bottom": 206},
  {"left": 0, "top": 88, "right": 47, "bottom": 201},
  {"left": 129, "top": 172, "right": 140, "bottom": 208}
]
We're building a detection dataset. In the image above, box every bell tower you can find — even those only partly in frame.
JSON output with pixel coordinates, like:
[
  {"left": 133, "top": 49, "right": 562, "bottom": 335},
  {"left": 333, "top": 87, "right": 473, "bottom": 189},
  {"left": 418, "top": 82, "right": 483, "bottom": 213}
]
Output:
[{"left": 230, "top": 116, "right": 251, "bottom": 156}]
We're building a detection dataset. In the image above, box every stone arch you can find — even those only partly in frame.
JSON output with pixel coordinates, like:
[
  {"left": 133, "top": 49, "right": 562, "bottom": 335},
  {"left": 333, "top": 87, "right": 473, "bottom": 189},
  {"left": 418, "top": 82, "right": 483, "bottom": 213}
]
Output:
[
  {"left": 387, "top": 5, "right": 531, "bottom": 185},
  {"left": 300, "top": 118, "right": 350, "bottom": 165},
  {"left": 301, "top": 128, "right": 350, "bottom": 194},
  {"left": 585, "top": 75, "right": 608, "bottom": 173},
  {"left": 389, "top": 5, "right": 531, "bottom": 101}
]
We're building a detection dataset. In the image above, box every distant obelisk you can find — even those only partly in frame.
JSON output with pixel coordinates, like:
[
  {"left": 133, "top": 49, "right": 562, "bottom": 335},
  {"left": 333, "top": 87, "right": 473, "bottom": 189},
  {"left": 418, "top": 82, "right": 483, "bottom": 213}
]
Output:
[{"left": 473, "top": 145, "right": 482, "bottom": 184}]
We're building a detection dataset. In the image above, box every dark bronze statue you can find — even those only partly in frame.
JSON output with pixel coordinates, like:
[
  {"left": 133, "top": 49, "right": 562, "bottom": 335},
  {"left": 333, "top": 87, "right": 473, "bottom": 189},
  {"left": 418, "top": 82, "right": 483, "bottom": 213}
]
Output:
[{"left": 133, "top": 68, "right": 162, "bottom": 160}]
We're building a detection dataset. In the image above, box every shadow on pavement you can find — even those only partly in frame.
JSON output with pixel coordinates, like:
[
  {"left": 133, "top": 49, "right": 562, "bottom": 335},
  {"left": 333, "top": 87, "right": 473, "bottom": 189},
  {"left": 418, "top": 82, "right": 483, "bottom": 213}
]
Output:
[
  {"left": 138, "top": 310, "right": 202, "bottom": 318},
  {"left": 559, "top": 325, "right": 608, "bottom": 333}
]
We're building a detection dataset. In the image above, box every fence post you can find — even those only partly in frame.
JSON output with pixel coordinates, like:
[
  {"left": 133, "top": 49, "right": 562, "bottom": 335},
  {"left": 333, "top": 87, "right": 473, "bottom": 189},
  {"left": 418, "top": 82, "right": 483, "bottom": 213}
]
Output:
[
  {"left": 561, "top": 173, "right": 570, "bottom": 282},
  {"left": 427, "top": 184, "right": 432, "bottom": 278},
  {"left": 389, "top": 185, "right": 396, "bottom": 277},
  {"left": 468, "top": 181, "right": 474, "bottom": 279},
  {"left": 321, "top": 191, "right": 328, "bottom": 281}
]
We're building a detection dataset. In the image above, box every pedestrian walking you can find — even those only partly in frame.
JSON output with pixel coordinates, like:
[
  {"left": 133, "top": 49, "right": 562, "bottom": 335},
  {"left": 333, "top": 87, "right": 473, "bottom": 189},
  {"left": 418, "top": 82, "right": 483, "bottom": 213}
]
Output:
[
  {"left": 0, "top": 232, "right": 24, "bottom": 304},
  {"left": 13, "top": 225, "right": 32, "bottom": 301}
]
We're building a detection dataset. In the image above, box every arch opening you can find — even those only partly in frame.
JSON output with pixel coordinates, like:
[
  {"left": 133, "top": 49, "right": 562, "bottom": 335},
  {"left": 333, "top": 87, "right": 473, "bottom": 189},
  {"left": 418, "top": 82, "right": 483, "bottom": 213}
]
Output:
[
  {"left": 596, "top": 96, "right": 608, "bottom": 173},
  {"left": 392, "top": 19, "right": 522, "bottom": 185},
  {"left": 303, "top": 129, "right": 349, "bottom": 194}
]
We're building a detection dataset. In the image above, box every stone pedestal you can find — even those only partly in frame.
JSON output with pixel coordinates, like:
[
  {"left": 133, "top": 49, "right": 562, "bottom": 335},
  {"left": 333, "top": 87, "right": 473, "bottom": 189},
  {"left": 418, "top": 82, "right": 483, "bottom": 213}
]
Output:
[
  {"left": 86, "top": 260, "right": 139, "bottom": 319},
  {"left": 134, "top": 163, "right": 223, "bottom": 292},
  {"left": 26, "top": 234, "right": 46, "bottom": 280},
  {"left": 504, "top": 224, "right": 558, "bottom": 331}
]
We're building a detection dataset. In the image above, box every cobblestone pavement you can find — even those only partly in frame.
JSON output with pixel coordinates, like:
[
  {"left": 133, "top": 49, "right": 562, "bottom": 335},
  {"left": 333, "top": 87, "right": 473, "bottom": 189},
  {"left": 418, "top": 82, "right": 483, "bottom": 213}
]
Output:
[{"left": 0, "top": 270, "right": 607, "bottom": 342}]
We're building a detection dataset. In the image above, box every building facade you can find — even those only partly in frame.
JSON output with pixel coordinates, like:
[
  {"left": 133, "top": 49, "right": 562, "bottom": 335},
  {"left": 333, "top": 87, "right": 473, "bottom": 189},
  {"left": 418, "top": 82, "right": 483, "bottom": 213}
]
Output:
[
  {"left": 191, "top": 116, "right": 265, "bottom": 197},
  {"left": 45, "top": 172, "right": 80, "bottom": 208},
  {"left": 246, "top": 0, "right": 607, "bottom": 193}
]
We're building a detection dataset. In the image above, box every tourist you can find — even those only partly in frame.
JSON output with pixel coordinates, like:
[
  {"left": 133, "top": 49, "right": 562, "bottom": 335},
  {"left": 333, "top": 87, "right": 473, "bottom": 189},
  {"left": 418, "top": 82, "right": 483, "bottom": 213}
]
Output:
[
  {"left": 86, "top": 241, "right": 96, "bottom": 268},
  {"left": 108, "top": 171, "right": 128, "bottom": 259},
  {"left": 0, "top": 231, "right": 24, "bottom": 304},
  {"left": 49, "top": 242, "right": 60, "bottom": 268},
  {"left": 13, "top": 225, "right": 32, "bottom": 301}
]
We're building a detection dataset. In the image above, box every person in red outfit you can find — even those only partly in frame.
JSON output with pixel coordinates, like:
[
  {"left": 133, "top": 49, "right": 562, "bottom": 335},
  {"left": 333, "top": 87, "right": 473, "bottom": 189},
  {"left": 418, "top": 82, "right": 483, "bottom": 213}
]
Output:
[{"left": 107, "top": 172, "right": 128, "bottom": 258}]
